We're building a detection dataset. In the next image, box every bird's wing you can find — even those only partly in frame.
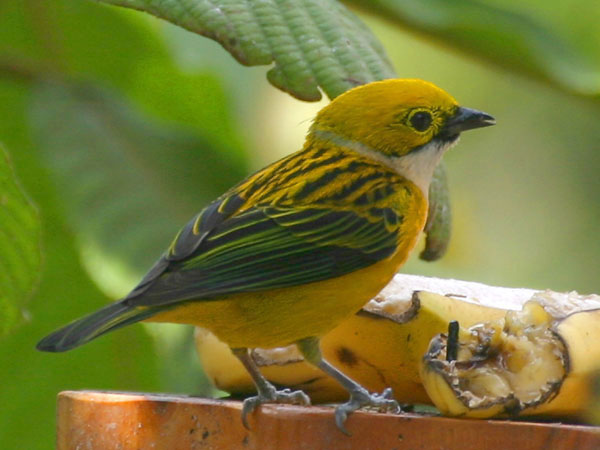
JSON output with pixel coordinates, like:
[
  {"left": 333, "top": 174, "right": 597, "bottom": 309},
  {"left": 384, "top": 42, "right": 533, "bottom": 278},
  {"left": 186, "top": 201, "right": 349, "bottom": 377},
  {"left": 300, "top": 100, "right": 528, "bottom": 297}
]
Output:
[
  {"left": 124, "top": 193, "right": 246, "bottom": 299},
  {"left": 127, "top": 200, "right": 400, "bottom": 307}
]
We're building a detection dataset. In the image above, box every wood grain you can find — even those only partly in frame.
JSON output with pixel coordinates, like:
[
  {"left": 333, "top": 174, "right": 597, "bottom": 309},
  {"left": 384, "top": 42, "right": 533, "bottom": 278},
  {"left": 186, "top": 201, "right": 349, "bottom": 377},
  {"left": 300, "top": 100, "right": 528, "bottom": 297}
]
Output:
[{"left": 57, "top": 391, "right": 600, "bottom": 449}]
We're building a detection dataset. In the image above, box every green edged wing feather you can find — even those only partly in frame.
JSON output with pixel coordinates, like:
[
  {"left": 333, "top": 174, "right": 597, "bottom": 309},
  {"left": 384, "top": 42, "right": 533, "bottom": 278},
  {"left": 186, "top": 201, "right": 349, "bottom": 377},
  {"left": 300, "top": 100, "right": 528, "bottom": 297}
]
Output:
[{"left": 126, "top": 197, "right": 398, "bottom": 307}]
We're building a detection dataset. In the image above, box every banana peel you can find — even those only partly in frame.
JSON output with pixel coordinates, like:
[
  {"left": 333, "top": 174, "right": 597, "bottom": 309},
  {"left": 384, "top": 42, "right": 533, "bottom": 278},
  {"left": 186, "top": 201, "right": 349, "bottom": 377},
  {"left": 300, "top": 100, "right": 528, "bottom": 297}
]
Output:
[
  {"left": 420, "top": 293, "right": 600, "bottom": 420},
  {"left": 194, "top": 274, "right": 600, "bottom": 418}
]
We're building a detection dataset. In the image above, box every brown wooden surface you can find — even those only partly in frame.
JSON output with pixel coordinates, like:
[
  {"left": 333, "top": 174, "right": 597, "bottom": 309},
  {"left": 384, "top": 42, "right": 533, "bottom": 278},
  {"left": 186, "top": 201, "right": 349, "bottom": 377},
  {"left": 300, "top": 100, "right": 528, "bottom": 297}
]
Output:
[{"left": 57, "top": 390, "right": 600, "bottom": 450}]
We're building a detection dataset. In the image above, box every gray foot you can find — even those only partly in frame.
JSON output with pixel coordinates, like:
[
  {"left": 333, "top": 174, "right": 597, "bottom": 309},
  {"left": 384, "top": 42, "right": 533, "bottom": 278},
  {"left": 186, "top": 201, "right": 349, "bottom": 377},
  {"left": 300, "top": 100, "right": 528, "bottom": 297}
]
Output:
[
  {"left": 335, "top": 387, "right": 400, "bottom": 435},
  {"left": 241, "top": 386, "right": 311, "bottom": 428}
]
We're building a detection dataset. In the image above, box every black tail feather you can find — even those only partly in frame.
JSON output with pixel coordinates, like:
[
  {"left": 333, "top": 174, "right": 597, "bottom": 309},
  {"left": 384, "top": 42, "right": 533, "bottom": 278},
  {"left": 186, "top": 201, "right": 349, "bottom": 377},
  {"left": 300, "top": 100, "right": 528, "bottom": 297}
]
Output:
[{"left": 36, "top": 301, "right": 155, "bottom": 352}]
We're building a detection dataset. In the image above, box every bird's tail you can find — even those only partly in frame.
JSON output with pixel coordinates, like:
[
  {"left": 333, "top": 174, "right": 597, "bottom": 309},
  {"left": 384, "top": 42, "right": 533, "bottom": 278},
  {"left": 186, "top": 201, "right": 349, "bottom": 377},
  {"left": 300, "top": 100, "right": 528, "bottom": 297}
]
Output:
[{"left": 36, "top": 301, "right": 156, "bottom": 352}]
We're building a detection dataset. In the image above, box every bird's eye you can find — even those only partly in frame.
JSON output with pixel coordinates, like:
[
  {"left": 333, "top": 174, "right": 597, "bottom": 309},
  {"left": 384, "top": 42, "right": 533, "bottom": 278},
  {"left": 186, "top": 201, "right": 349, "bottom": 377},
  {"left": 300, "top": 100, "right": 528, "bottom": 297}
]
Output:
[{"left": 409, "top": 111, "right": 433, "bottom": 132}]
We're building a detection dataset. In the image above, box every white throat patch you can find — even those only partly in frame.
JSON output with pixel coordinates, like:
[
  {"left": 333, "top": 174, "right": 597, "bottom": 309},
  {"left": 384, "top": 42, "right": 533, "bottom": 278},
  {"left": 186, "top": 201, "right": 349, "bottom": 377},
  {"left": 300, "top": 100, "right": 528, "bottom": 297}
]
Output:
[
  {"left": 388, "top": 139, "right": 457, "bottom": 198},
  {"left": 311, "top": 129, "right": 456, "bottom": 198}
]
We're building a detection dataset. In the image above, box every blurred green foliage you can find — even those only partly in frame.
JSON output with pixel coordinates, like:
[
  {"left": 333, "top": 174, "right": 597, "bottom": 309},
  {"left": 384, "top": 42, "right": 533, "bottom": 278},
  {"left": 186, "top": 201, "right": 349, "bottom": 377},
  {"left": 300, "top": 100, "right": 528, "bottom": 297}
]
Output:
[
  {"left": 1, "top": 0, "right": 599, "bottom": 447},
  {"left": 30, "top": 80, "right": 246, "bottom": 289},
  {"left": 351, "top": 0, "right": 600, "bottom": 96},
  {"left": 0, "top": 145, "right": 41, "bottom": 336}
]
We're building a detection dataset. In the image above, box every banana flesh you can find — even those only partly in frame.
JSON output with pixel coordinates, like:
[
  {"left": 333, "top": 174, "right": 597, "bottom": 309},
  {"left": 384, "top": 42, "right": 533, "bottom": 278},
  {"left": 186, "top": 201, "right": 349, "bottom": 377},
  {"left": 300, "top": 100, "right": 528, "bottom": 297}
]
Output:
[{"left": 421, "top": 300, "right": 600, "bottom": 419}]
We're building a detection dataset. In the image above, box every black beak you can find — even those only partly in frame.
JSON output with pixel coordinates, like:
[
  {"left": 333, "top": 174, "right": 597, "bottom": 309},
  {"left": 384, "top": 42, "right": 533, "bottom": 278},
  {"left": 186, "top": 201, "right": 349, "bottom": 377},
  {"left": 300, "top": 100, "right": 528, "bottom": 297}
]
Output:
[{"left": 441, "top": 107, "right": 495, "bottom": 139}]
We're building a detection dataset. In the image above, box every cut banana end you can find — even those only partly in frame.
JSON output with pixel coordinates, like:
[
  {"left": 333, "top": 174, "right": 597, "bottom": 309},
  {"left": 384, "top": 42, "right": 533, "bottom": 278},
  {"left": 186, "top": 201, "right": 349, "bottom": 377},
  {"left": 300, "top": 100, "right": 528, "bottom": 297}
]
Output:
[{"left": 421, "top": 301, "right": 600, "bottom": 419}]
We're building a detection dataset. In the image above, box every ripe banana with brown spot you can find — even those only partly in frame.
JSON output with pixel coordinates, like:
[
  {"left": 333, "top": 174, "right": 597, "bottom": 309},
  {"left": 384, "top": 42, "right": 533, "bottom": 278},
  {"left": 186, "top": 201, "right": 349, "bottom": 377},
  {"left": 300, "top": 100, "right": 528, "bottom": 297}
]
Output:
[{"left": 195, "top": 274, "right": 600, "bottom": 417}]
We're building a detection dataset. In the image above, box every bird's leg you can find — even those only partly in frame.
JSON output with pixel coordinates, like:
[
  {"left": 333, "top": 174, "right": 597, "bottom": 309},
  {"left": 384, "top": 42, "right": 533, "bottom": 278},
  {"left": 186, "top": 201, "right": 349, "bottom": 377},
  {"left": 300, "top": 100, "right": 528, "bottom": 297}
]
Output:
[
  {"left": 297, "top": 337, "right": 400, "bottom": 435},
  {"left": 231, "top": 347, "right": 311, "bottom": 428}
]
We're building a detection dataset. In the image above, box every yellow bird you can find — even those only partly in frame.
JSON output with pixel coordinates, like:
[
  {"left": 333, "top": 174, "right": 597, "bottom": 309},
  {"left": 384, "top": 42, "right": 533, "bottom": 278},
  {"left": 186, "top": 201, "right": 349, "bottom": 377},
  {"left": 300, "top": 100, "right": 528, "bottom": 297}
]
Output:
[{"left": 37, "top": 79, "right": 494, "bottom": 433}]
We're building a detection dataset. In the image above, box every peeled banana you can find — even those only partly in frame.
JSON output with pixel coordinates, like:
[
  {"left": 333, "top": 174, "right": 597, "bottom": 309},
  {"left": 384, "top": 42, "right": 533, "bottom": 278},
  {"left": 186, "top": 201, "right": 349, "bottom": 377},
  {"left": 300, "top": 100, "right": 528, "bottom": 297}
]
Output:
[
  {"left": 194, "top": 274, "right": 600, "bottom": 418},
  {"left": 421, "top": 297, "right": 600, "bottom": 419}
]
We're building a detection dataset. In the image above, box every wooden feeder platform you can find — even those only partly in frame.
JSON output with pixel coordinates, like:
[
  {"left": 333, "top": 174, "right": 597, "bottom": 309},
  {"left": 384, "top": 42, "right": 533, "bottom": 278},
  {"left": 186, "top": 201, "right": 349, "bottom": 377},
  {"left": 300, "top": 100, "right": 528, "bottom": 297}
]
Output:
[{"left": 57, "top": 391, "right": 600, "bottom": 449}]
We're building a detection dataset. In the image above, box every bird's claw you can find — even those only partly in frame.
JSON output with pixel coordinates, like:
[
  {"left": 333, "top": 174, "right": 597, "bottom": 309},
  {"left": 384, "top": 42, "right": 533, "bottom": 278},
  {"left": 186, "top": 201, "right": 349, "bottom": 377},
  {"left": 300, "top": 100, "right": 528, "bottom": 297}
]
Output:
[
  {"left": 334, "top": 387, "right": 401, "bottom": 435},
  {"left": 241, "top": 387, "right": 311, "bottom": 429}
]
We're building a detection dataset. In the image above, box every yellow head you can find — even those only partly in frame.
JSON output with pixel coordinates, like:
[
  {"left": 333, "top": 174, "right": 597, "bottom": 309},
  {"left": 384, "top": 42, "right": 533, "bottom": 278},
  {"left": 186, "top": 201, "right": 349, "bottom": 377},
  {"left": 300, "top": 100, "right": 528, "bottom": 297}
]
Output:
[
  {"left": 311, "top": 79, "right": 494, "bottom": 155},
  {"left": 309, "top": 79, "right": 495, "bottom": 193}
]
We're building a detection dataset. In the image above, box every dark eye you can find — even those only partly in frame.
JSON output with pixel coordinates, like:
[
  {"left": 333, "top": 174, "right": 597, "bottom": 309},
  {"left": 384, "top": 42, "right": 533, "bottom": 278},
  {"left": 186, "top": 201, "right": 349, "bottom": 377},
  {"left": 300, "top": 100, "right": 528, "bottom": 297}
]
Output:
[{"left": 409, "top": 111, "right": 432, "bottom": 132}]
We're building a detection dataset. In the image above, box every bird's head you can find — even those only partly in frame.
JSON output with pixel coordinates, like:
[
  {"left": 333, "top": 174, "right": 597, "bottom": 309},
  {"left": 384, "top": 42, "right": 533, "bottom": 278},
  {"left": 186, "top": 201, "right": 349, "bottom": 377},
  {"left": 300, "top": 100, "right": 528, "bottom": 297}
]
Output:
[{"left": 309, "top": 78, "right": 495, "bottom": 193}]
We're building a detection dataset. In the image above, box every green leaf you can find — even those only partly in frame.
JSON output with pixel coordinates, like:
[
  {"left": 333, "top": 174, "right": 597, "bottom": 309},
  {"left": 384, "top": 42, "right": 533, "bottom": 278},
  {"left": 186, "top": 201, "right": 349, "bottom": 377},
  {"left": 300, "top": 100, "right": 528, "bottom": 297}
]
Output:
[
  {"left": 0, "top": 145, "right": 41, "bottom": 336},
  {"left": 0, "top": 81, "right": 160, "bottom": 450},
  {"left": 29, "top": 79, "right": 237, "bottom": 396},
  {"left": 0, "top": 3, "right": 234, "bottom": 447},
  {"left": 96, "top": 0, "right": 396, "bottom": 100},
  {"left": 420, "top": 164, "right": 451, "bottom": 262},
  {"left": 348, "top": 0, "right": 600, "bottom": 96},
  {"left": 29, "top": 80, "right": 247, "bottom": 288},
  {"left": 2, "top": 0, "right": 247, "bottom": 402}
]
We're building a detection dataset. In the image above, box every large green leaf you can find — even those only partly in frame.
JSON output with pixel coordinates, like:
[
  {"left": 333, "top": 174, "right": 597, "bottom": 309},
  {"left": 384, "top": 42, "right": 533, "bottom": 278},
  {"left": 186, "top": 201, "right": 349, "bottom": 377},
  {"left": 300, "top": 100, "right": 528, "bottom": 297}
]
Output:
[
  {"left": 349, "top": 0, "right": 600, "bottom": 96},
  {"left": 29, "top": 79, "right": 242, "bottom": 398},
  {"left": 0, "top": 81, "right": 161, "bottom": 450},
  {"left": 0, "top": 145, "right": 41, "bottom": 335},
  {"left": 2, "top": 0, "right": 247, "bottom": 401},
  {"left": 96, "top": 0, "right": 396, "bottom": 100},
  {"left": 30, "top": 80, "right": 246, "bottom": 286},
  {"left": 0, "top": 0, "right": 247, "bottom": 155}
]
